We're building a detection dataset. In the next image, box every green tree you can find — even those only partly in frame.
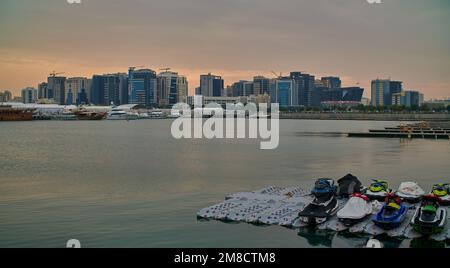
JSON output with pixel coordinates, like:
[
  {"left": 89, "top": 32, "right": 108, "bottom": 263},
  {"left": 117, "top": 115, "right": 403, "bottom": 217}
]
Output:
[{"left": 420, "top": 104, "right": 431, "bottom": 112}]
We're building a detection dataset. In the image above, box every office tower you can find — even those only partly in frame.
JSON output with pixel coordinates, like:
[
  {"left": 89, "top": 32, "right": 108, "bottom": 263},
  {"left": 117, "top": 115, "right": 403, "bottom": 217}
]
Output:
[
  {"left": 389, "top": 81, "right": 403, "bottom": 97},
  {"left": 0, "top": 90, "right": 12, "bottom": 102},
  {"left": 129, "top": 68, "right": 157, "bottom": 107},
  {"left": 310, "top": 87, "right": 364, "bottom": 106},
  {"left": 119, "top": 75, "right": 129, "bottom": 105},
  {"left": 371, "top": 79, "right": 403, "bottom": 106},
  {"left": 48, "top": 76, "right": 66, "bottom": 104},
  {"left": 321, "top": 77, "right": 342, "bottom": 89},
  {"left": 91, "top": 73, "right": 127, "bottom": 106},
  {"left": 65, "top": 77, "right": 90, "bottom": 105},
  {"left": 341, "top": 87, "right": 364, "bottom": 102},
  {"left": 230, "top": 81, "right": 246, "bottom": 97},
  {"left": 290, "top": 72, "right": 315, "bottom": 107},
  {"left": 253, "top": 76, "right": 271, "bottom": 95},
  {"left": 38, "top": 82, "right": 48, "bottom": 99},
  {"left": 273, "top": 78, "right": 297, "bottom": 107},
  {"left": 200, "top": 73, "right": 224, "bottom": 97},
  {"left": 243, "top": 81, "right": 254, "bottom": 96},
  {"left": 392, "top": 90, "right": 422, "bottom": 107},
  {"left": 177, "top": 76, "right": 188, "bottom": 104},
  {"left": 157, "top": 71, "right": 188, "bottom": 106},
  {"left": 21, "top": 87, "right": 38, "bottom": 104},
  {"left": 314, "top": 79, "right": 326, "bottom": 88}
]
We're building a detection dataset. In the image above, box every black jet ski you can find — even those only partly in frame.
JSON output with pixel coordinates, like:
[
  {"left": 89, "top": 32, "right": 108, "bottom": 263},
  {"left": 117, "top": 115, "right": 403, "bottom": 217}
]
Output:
[
  {"left": 298, "top": 179, "right": 339, "bottom": 225},
  {"left": 411, "top": 194, "right": 447, "bottom": 235},
  {"left": 336, "top": 174, "right": 364, "bottom": 198}
]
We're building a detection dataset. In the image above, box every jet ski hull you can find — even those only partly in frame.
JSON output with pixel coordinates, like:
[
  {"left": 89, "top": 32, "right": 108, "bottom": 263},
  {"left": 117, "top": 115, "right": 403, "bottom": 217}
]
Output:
[
  {"left": 396, "top": 193, "right": 422, "bottom": 204},
  {"left": 298, "top": 198, "right": 339, "bottom": 226},
  {"left": 411, "top": 206, "right": 447, "bottom": 235},
  {"left": 365, "top": 191, "right": 387, "bottom": 201},
  {"left": 338, "top": 216, "right": 369, "bottom": 227},
  {"left": 372, "top": 205, "right": 407, "bottom": 230}
]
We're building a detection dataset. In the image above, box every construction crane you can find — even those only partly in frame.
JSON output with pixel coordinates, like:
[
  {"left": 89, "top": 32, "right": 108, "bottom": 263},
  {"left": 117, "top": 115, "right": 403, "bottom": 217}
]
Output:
[
  {"left": 160, "top": 67, "right": 171, "bottom": 73},
  {"left": 129, "top": 65, "right": 145, "bottom": 71},
  {"left": 271, "top": 71, "right": 283, "bottom": 79},
  {"left": 49, "top": 71, "right": 65, "bottom": 77}
]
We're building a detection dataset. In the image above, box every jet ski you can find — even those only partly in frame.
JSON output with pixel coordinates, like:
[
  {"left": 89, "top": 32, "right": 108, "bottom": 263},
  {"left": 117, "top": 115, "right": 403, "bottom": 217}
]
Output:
[
  {"left": 298, "top": 179, "right": 339, "bottom": 225},
  {"left": 365, "top": 180, "right": 390, "bottom": 201},
  {"left": 336, "top": 174, "right": 364, "bottom": 198},
  {"left": 396, "top": 181, "right": 425, "bottom": 203},
  {"left": 411, "top": 194, "right": 447, "bottom": 235},
  {"left": 337, "top": 193, "right": 372, "bottom": 226},
  {"left": 372, "top": 193, "right": 407, "bottom": 230},
  {"left": 431, "top": 184, "right": 450, "bottom": 206}
]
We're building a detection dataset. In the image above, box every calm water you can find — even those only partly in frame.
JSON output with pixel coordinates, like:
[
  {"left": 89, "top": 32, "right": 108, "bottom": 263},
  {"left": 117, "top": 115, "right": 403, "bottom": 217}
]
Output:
[{"left": 0, "top": 120, "right": 449, "bottom": 248}]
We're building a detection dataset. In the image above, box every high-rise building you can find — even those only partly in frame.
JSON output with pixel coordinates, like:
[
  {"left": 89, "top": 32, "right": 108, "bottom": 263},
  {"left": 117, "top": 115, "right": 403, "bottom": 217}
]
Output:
[
  {"left": 21, "top": 87, "right": 38, "bottom": 104},
  {"left": 243, "top": 81, "right": 254, "bottom": 96},
  {"left": 273, "top": 78, "right": 298, "bottom": 107},
  {"left": 310, "top": 87, "right": 364, "bottom": 106},
  {"left": 392, "top": 90, "right": 422, "bottom": 107},
  {"left": 200, "top": 73, "right": 224, "bottom": 97},
  {"left": 91, "top": 73, "right": 128, "bottom": 106},
  {"left": 371, "top": 79, "right": 403, "bottom": 106},
  {"left": 389, "top": 81, "right": 403, "bottom": 97},
  {"left": 321, "top": 77, "right": 342, "bottom": 89},
  {"left": 177, "top": 76, "right": 188, "bottom": 104},
  {"left": 253, "top": 76, "right": 271, "bottom": 95},
  {"left": 157, "top": 71, "right": 188, "bottom": 106},
  {"left": 230, "top": 81, "right": 246, "bottom": 97},
  {"left": 342, "top": 87, "right": 365, "bottom": 102},
  {"left": 0, "top": 90, "right": 12, "bottom": 102},
  {"left": 290, "top": 72, "right": 315, "bottom": 107},
  {"left": 47, "top": 76, "right": 66, "bottom": 104},
  {"left": 129, "top": 68, "right": 157, "bottom": 107},
  {"left": 37, "top": 82, "right": 48, "bottom": 100},
  {"left": 65, "top": 77, "right": 91, "bottom": 105}
]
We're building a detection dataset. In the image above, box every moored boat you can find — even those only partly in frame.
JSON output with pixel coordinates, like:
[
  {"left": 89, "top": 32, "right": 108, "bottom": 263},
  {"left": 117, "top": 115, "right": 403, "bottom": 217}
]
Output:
[
  {"left": 74, "top": 110, "right": 106, "bottom": 120},
  {"left": 0, "top": 105, "right": 34, "bottom": 121}
]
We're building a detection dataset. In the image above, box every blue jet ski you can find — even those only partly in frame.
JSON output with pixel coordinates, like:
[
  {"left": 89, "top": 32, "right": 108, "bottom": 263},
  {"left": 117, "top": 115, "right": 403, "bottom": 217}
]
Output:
[{"left": 372, "top": 193, "right": 408, "bottom": 230}]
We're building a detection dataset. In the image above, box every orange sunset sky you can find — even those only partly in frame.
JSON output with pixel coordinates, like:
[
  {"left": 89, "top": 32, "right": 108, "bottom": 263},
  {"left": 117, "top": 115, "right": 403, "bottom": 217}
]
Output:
[{"left": 0, "top": 0, "right": 449, "bottom": 99}]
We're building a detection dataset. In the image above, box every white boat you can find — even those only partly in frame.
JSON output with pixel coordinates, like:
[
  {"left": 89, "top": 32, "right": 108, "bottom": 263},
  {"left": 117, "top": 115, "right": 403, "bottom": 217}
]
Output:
[
  {"left": 167, "top": 111, "right": 181, "bottom": 118},
  {"left": 51, "top": 110, "right": 77, "bottom": 121},
  {"left": 106, "top": 108, "right": 138, "bottom": 120},
  {"left": 148, "top": 110, "right": 165, "bottom": 119}
]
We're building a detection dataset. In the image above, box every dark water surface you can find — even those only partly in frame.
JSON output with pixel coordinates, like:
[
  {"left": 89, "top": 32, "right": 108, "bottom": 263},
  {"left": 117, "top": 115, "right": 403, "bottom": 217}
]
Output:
[{"left": 0, "top": 120, "right": 449, "bottom": 248}]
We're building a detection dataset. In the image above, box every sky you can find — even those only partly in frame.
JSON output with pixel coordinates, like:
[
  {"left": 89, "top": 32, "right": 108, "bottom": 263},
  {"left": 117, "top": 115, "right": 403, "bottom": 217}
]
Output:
[{"left": 0, "top": 0, "right": 449, "bottom": 99}]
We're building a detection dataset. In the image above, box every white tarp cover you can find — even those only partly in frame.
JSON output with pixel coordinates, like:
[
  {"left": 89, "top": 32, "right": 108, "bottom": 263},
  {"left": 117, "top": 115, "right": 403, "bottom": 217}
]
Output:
[
  {"left": 396, "top": 182, "right": 425, "bottom": 198},
  {"left": 337, "top": 196, "right": 372, "bottom": 220}
]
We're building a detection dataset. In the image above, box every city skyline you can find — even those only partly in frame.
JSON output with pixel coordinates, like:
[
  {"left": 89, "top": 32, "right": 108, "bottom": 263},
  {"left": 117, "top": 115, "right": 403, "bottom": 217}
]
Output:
[{"left": 0, "top": 0, "right": 449, "bottom": 98}]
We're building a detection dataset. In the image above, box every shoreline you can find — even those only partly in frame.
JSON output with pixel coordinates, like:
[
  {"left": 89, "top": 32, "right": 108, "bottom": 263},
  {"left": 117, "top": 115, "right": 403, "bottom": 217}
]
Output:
[{"left": 280, "top": 112, "right": 450, "bottom": 121}]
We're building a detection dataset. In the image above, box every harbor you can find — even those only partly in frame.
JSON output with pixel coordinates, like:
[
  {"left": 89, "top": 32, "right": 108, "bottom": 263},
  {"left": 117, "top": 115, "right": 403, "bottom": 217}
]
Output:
[
  {"left": 197, "top": 184, "right": 450, "bottom": 242},
  {"left": 348, "top": 122, "right": 450, "bottom": 140}
]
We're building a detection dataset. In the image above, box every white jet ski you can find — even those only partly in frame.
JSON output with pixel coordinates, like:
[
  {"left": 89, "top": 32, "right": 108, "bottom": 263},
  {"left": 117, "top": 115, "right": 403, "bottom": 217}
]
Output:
[
  {"left": 337, "top": 193, "right": 373, "bottom": 226},
  {"left": 396, "top": 181, "right": 425, "bottom": 203}
]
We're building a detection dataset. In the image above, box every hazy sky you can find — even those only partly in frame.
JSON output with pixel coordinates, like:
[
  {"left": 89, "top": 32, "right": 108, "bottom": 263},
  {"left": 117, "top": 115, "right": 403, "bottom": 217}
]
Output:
[{"left": 0, "top": 0, "right": 449, "bottom": 99}]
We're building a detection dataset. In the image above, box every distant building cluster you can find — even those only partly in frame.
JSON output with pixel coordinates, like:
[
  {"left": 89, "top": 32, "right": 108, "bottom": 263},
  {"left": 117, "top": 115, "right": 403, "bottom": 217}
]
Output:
[
  {"left": 223, "top": 73, "right": 364, "bottom": 108},
  {"left": 31, "top": 68, "right": 189, "bottom": 107},
  {"left": 371, "top": 79, "right": 424, "bottom": 108},
  {"left": 0, "top": 90, "right": 13, "bottom": 102},
  {"left": 2, "top": 67, "right": 430, "bottom": 109}
]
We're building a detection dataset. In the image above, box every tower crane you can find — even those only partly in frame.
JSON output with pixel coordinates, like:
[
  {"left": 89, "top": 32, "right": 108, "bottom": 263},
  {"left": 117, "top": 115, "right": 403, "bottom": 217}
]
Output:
[{"left": 49, "top": 71, "right": 65, "bottom": 77}]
